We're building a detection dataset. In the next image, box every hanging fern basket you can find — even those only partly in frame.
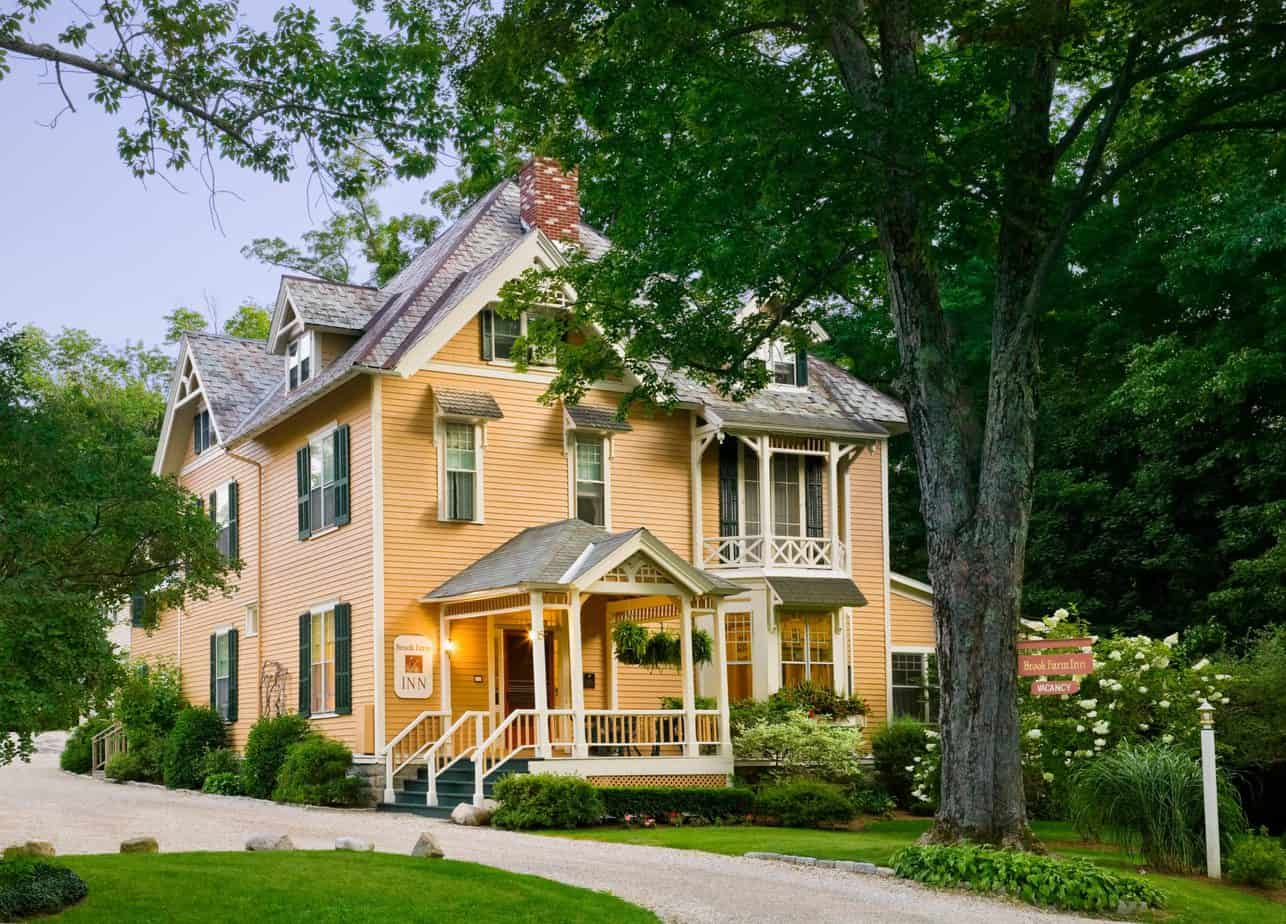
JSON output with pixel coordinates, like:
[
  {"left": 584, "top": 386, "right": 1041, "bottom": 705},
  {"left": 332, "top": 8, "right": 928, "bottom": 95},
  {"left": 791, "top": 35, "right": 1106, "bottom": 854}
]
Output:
[{"left": 611, "top": 621, "right": 713, "bottom": 670}]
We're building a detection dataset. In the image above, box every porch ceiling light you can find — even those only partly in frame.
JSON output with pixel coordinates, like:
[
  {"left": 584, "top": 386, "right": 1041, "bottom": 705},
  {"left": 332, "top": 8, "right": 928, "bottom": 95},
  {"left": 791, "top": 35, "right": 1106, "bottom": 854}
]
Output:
[{"left": 442, "top": 638, "right": 456, "bottom": 654}]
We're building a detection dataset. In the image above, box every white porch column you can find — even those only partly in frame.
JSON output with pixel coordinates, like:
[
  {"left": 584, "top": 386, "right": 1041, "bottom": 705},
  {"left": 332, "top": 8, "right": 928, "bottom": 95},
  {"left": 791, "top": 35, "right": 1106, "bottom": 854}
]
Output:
[
  {"left": 439, "top": 612, "right": 452, "bottom": 717},
  {"left": 679, "top": 594, "right": 698, "bottom": 757},
  {"left": 530, "top": 592, "right": 550, "bottom": 758},
  {"left": 758, "top": 435, "right": 772, "bottom": 563},
  {"left": 827, "top": 440, "right": 841, "bottom": 571},
  {"left": 567, "top": 593, "right": 588, "bottom": 757},
  {"left": 714, "top": 600, "right": 733, "bottom": 758},
  {"left": 690, "top": 423, "right": 703, "bottom": 566}
]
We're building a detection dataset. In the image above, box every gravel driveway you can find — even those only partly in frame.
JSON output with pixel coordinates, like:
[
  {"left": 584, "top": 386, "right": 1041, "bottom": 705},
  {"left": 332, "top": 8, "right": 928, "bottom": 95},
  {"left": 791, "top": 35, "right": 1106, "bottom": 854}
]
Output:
[{"left": 2, "top": 735, "right": 1089, "bottom": 924}]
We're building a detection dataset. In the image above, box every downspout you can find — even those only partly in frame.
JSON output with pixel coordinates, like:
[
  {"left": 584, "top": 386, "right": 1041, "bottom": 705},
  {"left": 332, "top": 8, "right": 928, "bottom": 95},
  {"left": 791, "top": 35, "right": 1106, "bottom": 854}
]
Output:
[{"left": 226, "top": 447, "right": 265, "bottom": 721}]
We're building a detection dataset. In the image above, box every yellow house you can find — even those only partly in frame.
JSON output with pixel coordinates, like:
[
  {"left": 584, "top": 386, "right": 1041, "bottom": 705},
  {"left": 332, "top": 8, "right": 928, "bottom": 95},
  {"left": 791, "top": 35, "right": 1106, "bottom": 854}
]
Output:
[{"left": 135, "top": 158, "right": 936, "bottom": 814}]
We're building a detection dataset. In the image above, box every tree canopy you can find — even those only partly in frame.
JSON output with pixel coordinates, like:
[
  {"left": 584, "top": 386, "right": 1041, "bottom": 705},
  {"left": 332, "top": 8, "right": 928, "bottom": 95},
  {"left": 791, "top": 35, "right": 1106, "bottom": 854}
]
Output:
[{"left": 0, "top": 325, "right": 233, "bottom": 763}]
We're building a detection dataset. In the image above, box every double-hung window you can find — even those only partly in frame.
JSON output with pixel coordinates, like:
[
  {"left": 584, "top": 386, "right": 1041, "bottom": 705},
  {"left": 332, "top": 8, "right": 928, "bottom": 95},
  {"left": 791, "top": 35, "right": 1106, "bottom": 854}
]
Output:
[
  {"left": 725, "top": 612, "right": 754, "bottom": 701},
  {"left": 891, "top": 651, "right": 941, "bottom": 723},
  {"left": 574, "top": 436, "right": 606, "bottom": 526},
  {"left": 779, "top": 614, "right": 834, "bottom": 689},
  {"left": 296, "top": 425, "right": 350, "bottom": 539},
  {"left": 287, "top": 333, "right": 313, "bottom": 390},
  {"left": 209, "top": 481, "right": 238, "bottom": 560},
  {"left": 193, "top": 409, "right": 212, "bottom": 454},
  {"left": 444, "top": 422, "right": 479, "bottom": 521},
  {"left": 310, "top": 607, "right": 336, "bottom": 715},
  {"left": 766, "top": 342, "right": 808, "bottom": 387}
]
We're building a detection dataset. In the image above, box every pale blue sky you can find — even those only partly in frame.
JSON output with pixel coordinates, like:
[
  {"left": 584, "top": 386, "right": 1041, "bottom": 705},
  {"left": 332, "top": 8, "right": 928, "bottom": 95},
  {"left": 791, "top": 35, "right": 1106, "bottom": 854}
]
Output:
[{"left": 0, "top": 2, "right": 452, "bottom": 350}]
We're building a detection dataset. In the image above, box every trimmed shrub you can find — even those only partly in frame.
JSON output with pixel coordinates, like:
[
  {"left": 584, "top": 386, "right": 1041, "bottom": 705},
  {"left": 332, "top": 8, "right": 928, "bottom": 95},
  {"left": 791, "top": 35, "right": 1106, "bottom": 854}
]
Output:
[
  {"left": 163, "top": 706, "right": 228, "bottom": 790},
  {"left": 733, "top": 712, "right": 862, "bottom": 783},
  {"left": 202, "top": 747, "right": 241, "bottom": 779},
  {"left": 273, "top": 737, "right": 367, "bottom": 807},
  {"left": 599, "top": 786, "right": 753, "bottom": 822},
  {"left": 104, "top": 751, "right": 150, "bottom": 783},
  {"left": 850, "top": 786, "right": 897, "bottom": 818},
  {"left": 241, "top": 713, "right": 312, "bottom": 799},
  {"left": 870, "top": 719, "right": 927, "bottom": 809},
  {"left": 0, "top": 859, "right": 88, "bottom": 920},
  {"left": 59, "top": 717, "right": 113, "bottom": 774},
  {"left": 1069, "top": 741, "right": 1245, "bottom": 872},
  {"left": 658, "top": 696, "right": 717, "bottom": 710},
  {"left": 115, "top": 659, "right": 184, "bottom": 743},
  {"left": 892, "top": 844, "right": 1164, "bottom": 914},
  {"left": 1227, "top": 831, "right": 1286, "bottom": 888},
  {"left": 754, "top": 780, "right": 855, "bottom": 828},
  {"left": 492, "top": 774, "right": 605, "bottom": 830},
  {"left": 202, "top": 772, "right": 244, "bottom": 796}
]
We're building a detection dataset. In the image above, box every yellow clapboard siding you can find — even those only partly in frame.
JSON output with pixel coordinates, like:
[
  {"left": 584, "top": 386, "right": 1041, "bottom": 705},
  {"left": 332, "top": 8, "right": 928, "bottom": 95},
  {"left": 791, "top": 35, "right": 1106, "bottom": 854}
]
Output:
[{"left": 891, "top": 589, "right": 935, "bottom": 647}]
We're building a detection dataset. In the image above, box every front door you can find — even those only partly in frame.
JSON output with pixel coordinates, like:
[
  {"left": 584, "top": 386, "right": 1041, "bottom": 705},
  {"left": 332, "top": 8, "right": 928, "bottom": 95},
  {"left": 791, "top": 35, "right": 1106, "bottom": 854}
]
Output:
[{"left": 502, "top": 629, "right": 555, "bottom": 715}]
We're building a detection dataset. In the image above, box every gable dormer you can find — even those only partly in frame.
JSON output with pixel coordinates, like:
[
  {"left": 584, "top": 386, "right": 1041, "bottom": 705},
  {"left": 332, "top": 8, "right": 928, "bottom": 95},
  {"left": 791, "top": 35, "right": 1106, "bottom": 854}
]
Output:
[
  {"left": 268, "top": 276, "right": 383, "bottom": 388},
  {"left": 154, "top": 339, "right": 223, "bottom": 475}
]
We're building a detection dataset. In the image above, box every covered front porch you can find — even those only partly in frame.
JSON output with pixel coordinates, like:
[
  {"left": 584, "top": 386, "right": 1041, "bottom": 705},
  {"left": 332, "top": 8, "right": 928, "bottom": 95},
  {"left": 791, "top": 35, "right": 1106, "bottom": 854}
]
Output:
[{"left": 383, "top": 521, "right": 743, "bottom": 807}]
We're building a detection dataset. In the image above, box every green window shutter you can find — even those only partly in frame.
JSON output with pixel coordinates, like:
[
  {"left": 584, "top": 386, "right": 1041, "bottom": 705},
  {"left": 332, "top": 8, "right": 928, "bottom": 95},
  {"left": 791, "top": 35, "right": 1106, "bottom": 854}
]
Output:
[
  {"left": 227, "top": 629, "right": 239, "bottom": 722},
  {"left": 334, "top": 603, "right": 352, "bottom": 715},
  {"left": 209, "top": 634, "right": 217, "bottom": 710},
  {"left": 718, "top": 439, "right": 739, "bottom": 537},
  {"left": 805, "top": 457, "right": 824, "bottom": 538},
  {"left": 298, "top": 612, "right": 312, "bottom": 716},
  {"left": 296, "top": 445, "right": 311, "bottom": 539},
  {"left": 208, "top": 491, "right": 217, "bottom": 523},
  {"left": 795, "top": 350, "right": 809, "bottom": 387},
  {"left": 130, "top": 594, "right": 146, "bottom": 628},
  {"left": 334, "top": 425, "right": 351, "bottom": 526},
  {"left": 227, "top": 481, "right": 239, "bottom": 562},
  {"left": 480, "top": 309, "right": 494, "bottom": 360}
]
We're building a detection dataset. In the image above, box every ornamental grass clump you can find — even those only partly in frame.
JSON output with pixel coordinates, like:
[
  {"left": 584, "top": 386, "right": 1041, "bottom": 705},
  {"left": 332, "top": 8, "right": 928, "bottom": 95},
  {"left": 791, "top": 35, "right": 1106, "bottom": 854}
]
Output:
[
  {"left": 1068, "top": 741, "right": 1245, "bottom": 872},
  {"left": 891, "top": 844, "right": 1164, "bottom": 914}
]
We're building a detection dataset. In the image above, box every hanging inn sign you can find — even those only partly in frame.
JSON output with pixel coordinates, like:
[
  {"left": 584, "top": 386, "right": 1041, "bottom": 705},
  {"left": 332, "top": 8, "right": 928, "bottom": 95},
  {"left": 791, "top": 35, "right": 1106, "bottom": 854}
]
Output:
[{"left": 1017, "top": 638, "right": 1095, "bottom": 696}]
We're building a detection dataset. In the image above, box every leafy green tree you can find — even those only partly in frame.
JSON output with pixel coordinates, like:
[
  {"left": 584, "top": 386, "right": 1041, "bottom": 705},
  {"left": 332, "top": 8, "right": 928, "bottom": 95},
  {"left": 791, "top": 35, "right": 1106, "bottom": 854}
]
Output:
[
  {"left": 163, "top": 307, "right": 209, "bottom": 344},
  {"left": 447, "top": 1, "right": 1286, "bottom": 845},
  {"left": 0, "top": 326, "right": 232, "bottom": 764},
  {"left": 222, "top": 303, "right": 271, "bottom": 341}
]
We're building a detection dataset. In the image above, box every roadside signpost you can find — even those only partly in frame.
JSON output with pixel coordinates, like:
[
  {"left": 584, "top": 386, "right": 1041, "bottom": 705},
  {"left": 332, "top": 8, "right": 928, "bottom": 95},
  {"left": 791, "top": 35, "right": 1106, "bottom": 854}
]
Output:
[{"left": 1017, "top": 637, "right": 1094, "bottom": 695}]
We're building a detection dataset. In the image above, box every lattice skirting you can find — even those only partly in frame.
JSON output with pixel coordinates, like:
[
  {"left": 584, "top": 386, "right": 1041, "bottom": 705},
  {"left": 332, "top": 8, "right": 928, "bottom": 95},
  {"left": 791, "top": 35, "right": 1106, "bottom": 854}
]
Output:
[{"left": 586, "top": 773, "right": 727, "bottom": 789}]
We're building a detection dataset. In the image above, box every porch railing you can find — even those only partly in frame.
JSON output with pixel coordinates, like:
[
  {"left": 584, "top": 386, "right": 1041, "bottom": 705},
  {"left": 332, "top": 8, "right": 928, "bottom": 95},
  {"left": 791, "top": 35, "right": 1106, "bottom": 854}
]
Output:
[
  {"left": 702, "top": 534, "right": 846, "bottom": 571},
  {"left": 383, "top": 710, "right": 449, "bottom": 802},
  {"left": 91, "top": 722, "right": 126, "bottom": 774},
  {"left": 421, "top": 710, "right": 490, "bottom": 806}
]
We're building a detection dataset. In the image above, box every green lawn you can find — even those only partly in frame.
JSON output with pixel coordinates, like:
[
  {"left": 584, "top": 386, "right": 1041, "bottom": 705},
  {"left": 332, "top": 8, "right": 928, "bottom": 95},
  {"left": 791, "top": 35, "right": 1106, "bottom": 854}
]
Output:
[
  {"left": 551, "top": 820, "right": 1286, "bottom": 924},
  {"left": 55, "top": 851, "right": 657, "bottom": 923}
]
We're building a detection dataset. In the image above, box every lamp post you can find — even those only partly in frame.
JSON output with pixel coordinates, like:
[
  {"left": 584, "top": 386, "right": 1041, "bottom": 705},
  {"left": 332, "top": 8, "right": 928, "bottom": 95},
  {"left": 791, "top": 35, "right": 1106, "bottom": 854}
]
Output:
[{"left": 1198, "top": 700, "right": 1221, "bottom": 879}]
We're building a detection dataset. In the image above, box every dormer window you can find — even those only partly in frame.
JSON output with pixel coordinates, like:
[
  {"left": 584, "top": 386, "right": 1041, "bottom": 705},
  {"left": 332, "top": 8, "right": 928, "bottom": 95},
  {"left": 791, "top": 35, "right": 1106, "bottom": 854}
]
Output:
[
  {"left": 287, "top": 333, "right": 314, "bottom": 390},
  {"left": 768, "top": 343, "right": 808, "bottom": 387}
]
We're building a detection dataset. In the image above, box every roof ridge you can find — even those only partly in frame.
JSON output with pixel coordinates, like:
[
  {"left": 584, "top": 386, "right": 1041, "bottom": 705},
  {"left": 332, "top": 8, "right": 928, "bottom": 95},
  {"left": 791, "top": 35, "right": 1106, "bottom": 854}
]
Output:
[
  {"left": 280, "top": 273, "right": 379, "bottom": 291},
  {"left": 183, "top": 330, "right": 268, "bottom": 347}
]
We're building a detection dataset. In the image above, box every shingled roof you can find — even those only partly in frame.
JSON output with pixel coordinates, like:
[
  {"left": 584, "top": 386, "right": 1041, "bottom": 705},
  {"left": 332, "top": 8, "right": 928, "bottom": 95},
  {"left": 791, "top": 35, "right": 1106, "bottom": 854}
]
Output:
[{"left": 171, "top": 169, "right": 905, "bottom": 454}]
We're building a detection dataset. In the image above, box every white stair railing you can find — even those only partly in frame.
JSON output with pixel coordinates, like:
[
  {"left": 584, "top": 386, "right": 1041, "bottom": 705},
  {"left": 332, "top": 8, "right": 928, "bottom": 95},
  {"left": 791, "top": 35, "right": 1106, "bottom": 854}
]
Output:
[
  {"left": 421, "top": 711, "right": 489, "bottom": 807},
  {"left": 91, "top": 722, "right": 126, "bottom": 774},
  {"left": 383, "top": 710, "right": 449, "bottom": 803},
  {"left": 472, "top": 709, "right": 541, "bottom": 806}
]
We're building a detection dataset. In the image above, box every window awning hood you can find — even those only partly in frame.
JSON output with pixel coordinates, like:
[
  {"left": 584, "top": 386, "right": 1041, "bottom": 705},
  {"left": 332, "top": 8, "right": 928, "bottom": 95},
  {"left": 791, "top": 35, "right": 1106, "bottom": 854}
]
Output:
[{"left": 767, "top": 575, "right": 867, "bottom": 609}]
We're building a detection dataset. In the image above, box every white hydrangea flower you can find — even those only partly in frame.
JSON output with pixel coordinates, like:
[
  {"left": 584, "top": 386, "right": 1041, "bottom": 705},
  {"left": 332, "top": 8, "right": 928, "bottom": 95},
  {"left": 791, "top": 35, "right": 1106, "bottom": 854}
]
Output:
[
  {"left": 925, "top": 730, "right": 939, "bottom": 739},
  {"left": 1065, "top": 758, "right": 1072, "bottom": 766},
  {"left": 1087, "top": 710, "right": 1098, "bottom": 718},
  {"left": 1042, "top": 772, "right": 1055, "bottom": 782},
  {"left": 1109, "top": 650, "right": 1123, "bottom": 661},
  {"left": 1154, "top": 658, "right": 1170, "bottom": 669},
  {"left": 1095, "top": 738, "right": 1107, "bottom": 748},
  {"left": 1162, "top": 734, "right": 1174, "bottom": 744},
  {"left": 1135, "top": 652, "right": 1146, "bottom": 661},
  {"left": 1221, "top": 697, "right": 1230, "bottom": 704},
  {"left": 1027, "top": 729, "right": 1042, "bottom": 740},
  {"left": 1163, "top": 633, "right": 1179, "bottom": 648},
  {"left": 905, "top": 765, "right": 915, "bottom": 772},
  {"left": 1064, "top": 750, "right": 1072, "bottom": 757},
  {"left": 926, "top": 743, "right": 936, "bottom": 751},
  {"left": 1192, "top": 658, "right": 1210, "bottom": 671},
  {"left": 1216, "top": 673, "right": 1231, "bottom": 681},
  {"left": 913, "top": 756, "right": 922, "bottom": 764},
  {"left": 1139, "top": 723, "right": 1149, "bottom": 731},
  {"left": 1054, "top": 608, "right": 1070, "bottom": 620},
  {"left": 1078, "top": 699, "right": 1097, "bottom": 710},
  {"left": 1138, "top": 686, "right": 1148, "bottom": 694},
  {"left": 1076, "top": 725, "right": 1086, "bottom": 733},
  {"left": 1093, "top": 720, "right": 1110, "bottom": 734},
  {"left": 1159, "top": 700, "right": 1171, "bottom": 709}
]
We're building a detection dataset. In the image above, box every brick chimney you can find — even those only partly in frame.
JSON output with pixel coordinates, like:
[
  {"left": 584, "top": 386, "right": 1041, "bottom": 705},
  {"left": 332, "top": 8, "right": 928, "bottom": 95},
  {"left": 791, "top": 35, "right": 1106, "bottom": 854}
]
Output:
[{"left": 518, "top": 157, "right": 580, "bottom": 244}]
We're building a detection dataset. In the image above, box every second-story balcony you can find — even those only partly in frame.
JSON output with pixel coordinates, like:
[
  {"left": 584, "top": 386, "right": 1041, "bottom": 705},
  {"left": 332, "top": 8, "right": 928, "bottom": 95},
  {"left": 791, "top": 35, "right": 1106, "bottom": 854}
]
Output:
[{"left": 702, "top": 534, "right": 848, "bottom": 572}]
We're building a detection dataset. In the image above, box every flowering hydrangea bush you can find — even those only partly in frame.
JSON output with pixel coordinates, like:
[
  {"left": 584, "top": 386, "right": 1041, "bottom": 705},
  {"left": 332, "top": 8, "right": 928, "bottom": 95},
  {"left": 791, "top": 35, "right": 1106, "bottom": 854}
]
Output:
[{"left": 910, "top": 607, "right": 1234, "bottom": 815}]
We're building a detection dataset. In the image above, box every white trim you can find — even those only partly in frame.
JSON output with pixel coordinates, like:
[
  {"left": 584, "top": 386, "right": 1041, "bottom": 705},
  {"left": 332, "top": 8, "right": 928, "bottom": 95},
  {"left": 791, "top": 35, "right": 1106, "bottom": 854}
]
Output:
[
  {"left": 308, "top": 419, "right": 339, "bottom": 443},
  {"left": 370, "top": 376, "right": 387, "bottom": 753},
  {"left": 881, "top": 442, "right": 894, "bottom": 721},
  {"left": 891, "top": 571, "right": 934, "bottom": 601},
  {"left": 243, "top": 603, "right": 259, "bottom": 638},
  {"left": 436, "top": 417, "right": 486, "bottom": 524},
  {"left": 153, "top": 339, "right": 225, "bottom": 475},
  {"left": 179, "top": 445, "right": 227, "bottom": 478},
  {"left": 525, "top": 756, "right": 733, "bottom": 777},
  {"left": 892, "top": 644, "right": 936, "bottom": 654},
  {"left": 568, "top": 432, "right": 610, "bottom": 529},
  {"left": 309, "top": 598, "right": 342, "bottom": 616},
  {"left": 889, "top": 647, "right": 938, "bottom": 724}
]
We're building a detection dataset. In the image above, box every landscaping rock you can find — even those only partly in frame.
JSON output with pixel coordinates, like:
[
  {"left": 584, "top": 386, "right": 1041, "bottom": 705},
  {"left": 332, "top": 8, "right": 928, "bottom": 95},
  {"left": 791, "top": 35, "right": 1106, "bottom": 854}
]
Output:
[
  {"left": 411, "top": 831, "right": 445, "bottom": 859},
  {"left": 244, "top": 833, "right": 293, "bottom": 851},
  {"left": 119, "top": 837, "right": 158, "bottom": 854},
  {"left": 449, "top": 801, "right": 496, "bottom": 826},
  {"left": 335, "top": 837, "right": 374, "bottom": 852},
  {"left": 4, "top": 841, "right": 55, "bottom": 859},
  {"left": 874, "top": 866, "right": 895, "bottom": 877},
  {"left": 814, "top": 859, "right": 837, "bottom": 869},
  {"left": 744, "top": 851, "right": 779, "bottom": 861}
]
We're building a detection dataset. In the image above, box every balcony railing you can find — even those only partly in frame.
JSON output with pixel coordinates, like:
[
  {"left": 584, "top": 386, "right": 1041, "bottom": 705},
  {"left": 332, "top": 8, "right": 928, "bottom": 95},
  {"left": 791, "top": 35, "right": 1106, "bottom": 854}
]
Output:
[{"left": 702, "top": 534, "right": 846, "bottom": 571}]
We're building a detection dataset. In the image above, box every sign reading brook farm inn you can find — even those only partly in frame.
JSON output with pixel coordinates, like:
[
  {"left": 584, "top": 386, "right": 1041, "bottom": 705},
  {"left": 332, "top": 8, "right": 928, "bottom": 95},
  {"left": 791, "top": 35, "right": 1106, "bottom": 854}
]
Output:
[
  {"left": 1018, "top": 637, "right": 1094, "bottom": 696},
  {"left": 393, "top": 635, "right": 434, "bottom": 699}
]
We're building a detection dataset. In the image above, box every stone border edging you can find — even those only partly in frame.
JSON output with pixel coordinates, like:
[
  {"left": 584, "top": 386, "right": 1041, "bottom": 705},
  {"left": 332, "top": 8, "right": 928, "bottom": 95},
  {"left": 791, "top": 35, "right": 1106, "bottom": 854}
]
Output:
[{"left": 743, "top": 852, "right": 895, "bottom": 877}]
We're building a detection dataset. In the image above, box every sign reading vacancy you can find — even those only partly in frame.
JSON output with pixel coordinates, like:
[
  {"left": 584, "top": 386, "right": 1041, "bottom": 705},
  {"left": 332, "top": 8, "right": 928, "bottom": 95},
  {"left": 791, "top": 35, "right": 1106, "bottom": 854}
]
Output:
[
  {"left": 394, "top": 634, "right": 434, "bottom": 699},
  {"left": 1017, "top": 636, "right": 1094, "bottom": 694}
]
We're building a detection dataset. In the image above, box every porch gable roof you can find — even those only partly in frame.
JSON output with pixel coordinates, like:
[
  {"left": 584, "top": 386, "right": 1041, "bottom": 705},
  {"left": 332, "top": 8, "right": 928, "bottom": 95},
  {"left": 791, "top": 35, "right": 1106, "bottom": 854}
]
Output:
[{"left": 422, "top": 518, "right": 741, "bottom": 602}]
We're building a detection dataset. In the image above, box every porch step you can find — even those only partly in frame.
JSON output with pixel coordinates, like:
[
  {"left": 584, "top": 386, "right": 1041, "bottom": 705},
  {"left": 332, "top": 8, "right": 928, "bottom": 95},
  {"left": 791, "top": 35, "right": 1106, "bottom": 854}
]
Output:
[{"left": 378, "top": 758, "right": 530, "bottom": 818}]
